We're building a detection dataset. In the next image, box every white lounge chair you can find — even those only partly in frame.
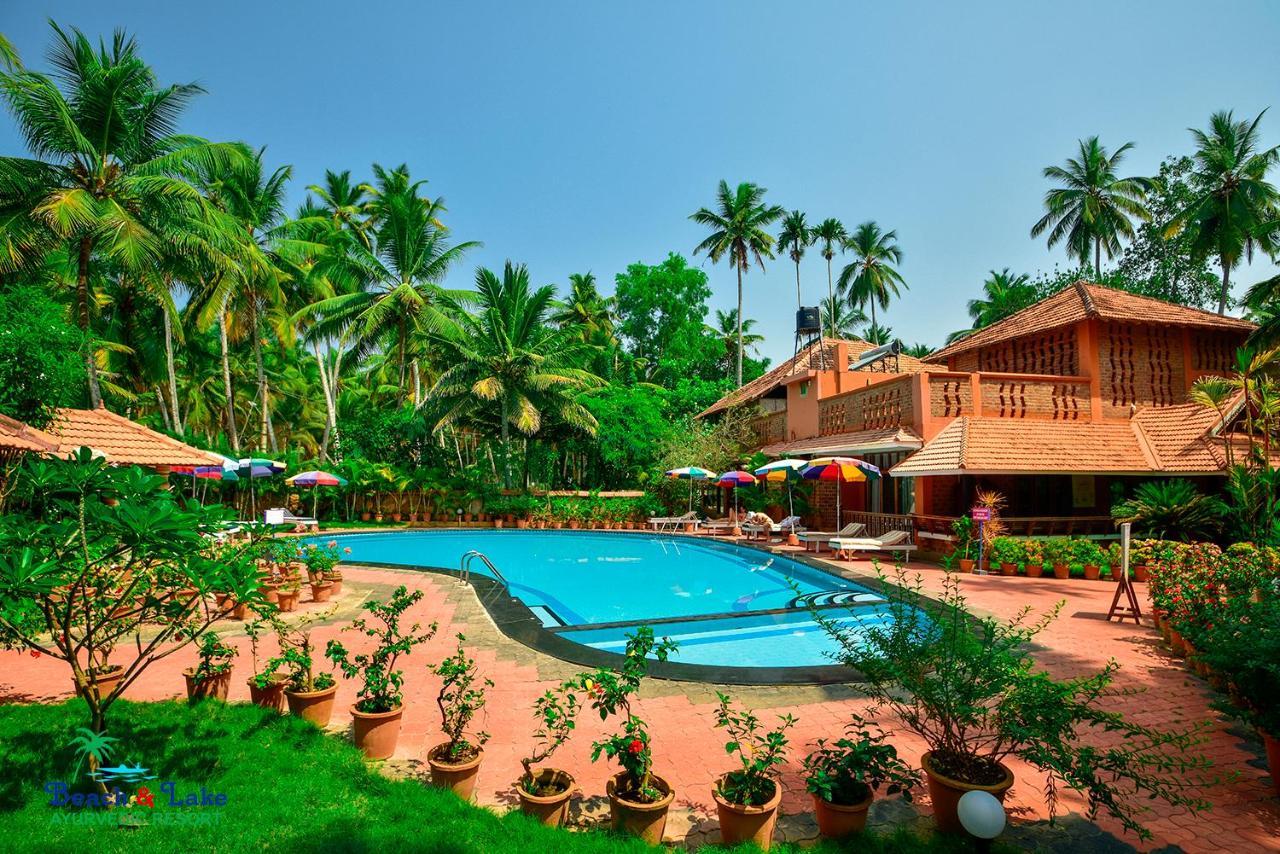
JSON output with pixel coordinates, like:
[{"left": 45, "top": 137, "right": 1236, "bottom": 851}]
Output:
[
  {"left": 740, "top": 515, "right": 803, "bottom": 541},
  {"left": 648, "top": 511, "right": 700, "bottom": 532},
  {"left": 828, "top": 530, "right": 916, "bottom": 560},
  {"left": 265, "top": 507, "right": 319, "bottom": 532},
  {"left": 797, "top": 522, "right": 867, "bottom": 552}
]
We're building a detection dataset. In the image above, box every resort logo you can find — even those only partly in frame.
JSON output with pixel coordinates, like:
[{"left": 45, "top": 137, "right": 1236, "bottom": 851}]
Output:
[{"left": 43, "top": 728, "right": 228, "bottom": 824}]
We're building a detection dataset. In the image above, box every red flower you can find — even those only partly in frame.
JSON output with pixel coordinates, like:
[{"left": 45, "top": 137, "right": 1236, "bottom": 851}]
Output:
[
  {"left": 627, "top": 739, "right": 643, "bottom": 754},
  {"left": 29, "top": 649, "right": 39, "bottom": 658},
  {"left": 135, "top": 786, "right": 154, "bottom": 808}
]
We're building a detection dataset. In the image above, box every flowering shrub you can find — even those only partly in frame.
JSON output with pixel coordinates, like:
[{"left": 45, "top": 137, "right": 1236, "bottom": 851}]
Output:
[
  {"left": 325, "top": 586, "right": 436, "bottom": 713},
  {"left": 576, "top": 626, "right": 677, "bottom": 803},
  {"left": 713, "top": 692, "right": 796, "bottom": 806},
  {"left": 519, "top": 681, "right": 581, "bottom": 795},
  {"left": 803, "top": 715, "right": 918, "bottom": 806},
  {"left": 297, "top": 541, "right": 345, "bottom": 581},
  {"left": 430, "top": 634, "right": 493, "bottom": 762}
]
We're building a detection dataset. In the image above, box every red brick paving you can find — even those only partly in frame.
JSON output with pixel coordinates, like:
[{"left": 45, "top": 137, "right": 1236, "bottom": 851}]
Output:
[{"left": 2, "top": 549, "right": 1277, "bottom": 851}]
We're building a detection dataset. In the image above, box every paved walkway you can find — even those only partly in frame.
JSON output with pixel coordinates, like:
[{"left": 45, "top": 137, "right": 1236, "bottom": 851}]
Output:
[{"left": 1, "top": 546, "right": 1277, "bottom": 851}]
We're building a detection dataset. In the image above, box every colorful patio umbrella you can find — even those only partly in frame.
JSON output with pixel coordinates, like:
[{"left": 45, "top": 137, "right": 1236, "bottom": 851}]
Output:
[
  {"left": 286, "top": 470, "right": 348, "bottom": 518},
  {"left": 753, "top": 458, "right": 807, "bottom": 517},
  {"left": 717, "top": 470, "right": 758, "bottom": 520},
  {"left": 665, "top": 466, "right": 718, "bottom": 511},
  {"left": 800, "top": 457, "right": 882, "bottom": 530},
  {"left": 236, "top": 458, "right": 286, "bottom": 519}
]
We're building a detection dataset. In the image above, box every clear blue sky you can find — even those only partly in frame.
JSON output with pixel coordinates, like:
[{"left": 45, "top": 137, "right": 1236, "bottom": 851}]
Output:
[{"left": 4, "top": 1, "right": 1280, "bottom": 364}]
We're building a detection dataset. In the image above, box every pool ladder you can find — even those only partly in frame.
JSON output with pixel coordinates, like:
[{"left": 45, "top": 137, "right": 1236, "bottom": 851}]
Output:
[{"left": 460, "top": 550, "right": 509, "bottom": 592}]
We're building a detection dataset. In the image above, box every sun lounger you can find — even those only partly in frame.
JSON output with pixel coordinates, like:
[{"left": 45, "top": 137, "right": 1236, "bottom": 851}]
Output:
[
  {"left": 648, "top": 511, "right": 700, "bottom": 532},
  {"left": 265, "top": 507, "right": 319, "bottom": 532},
  {"left": 797, "top": 522, "right": 866, "bottom": 552},
  {"left": 740, "top": 515, "right": 803, "bottom": 540},
  {"left": 829, "top": 530, "right": 916, "bottom": 560},
  {"left": 700, "top": 516, "right": 737, "bottom": 534}
]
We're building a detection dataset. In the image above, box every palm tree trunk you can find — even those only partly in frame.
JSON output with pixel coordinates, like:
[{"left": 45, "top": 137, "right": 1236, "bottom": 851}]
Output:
[
  {"left": 794, "top": 258, "right": 802, "bottom": 310},
  {"left": 869, "top": 298, "right": 877, "bottom": 333},
  {"left": 1095, "top": 239, "right": 1102, "bottom": 276},
  {"left": 218, "top": 306, "right": 240, "bottom": 454},
  {"left": 155, "top": 384, "right": 173, "bottom": 431},
  {"left": 77, "top": 237, "right": 103, "bottom": 408},
  {"left": 315, "top": 342, "right": 336, "bottom": 462},
  {"left": 500, "top": 400, "right": 512, "bottom": 489},
  {"left": 162, "top": 301, "right": 183, "bottom": 434},
  {"left": 735, "top": 265, "right": 743, "bottom": 387},
  {"left": 826, "top": 256, "right": 834, "bottom": 340},
  {"left": 1219, "top": 257, "right": 1230, "bottom": 315},
  {"left": 252, "top": 327, "right": 275, "bottom": 453}
]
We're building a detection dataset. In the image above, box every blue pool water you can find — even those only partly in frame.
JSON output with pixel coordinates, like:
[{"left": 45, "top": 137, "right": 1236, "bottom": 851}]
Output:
[{"left": 318, "top": 530, "right": 893, "bottom": 669}]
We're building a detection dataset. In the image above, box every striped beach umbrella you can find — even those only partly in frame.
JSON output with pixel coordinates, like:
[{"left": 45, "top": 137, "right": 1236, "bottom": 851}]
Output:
[
  {"left": 801, "top": 457, "right": 881, "bottom": 529},
  {"left": 754, "top": 459, "right": 807, "bottom": 516},
  {"left": 717, "top": 470, "right": 758, "bottom": 519},
  {"left": 665, "top": 466, "right": 718, "bottom": 511},
  {"left": 287, "top": 470, "right": 348, "bottom": 517}
]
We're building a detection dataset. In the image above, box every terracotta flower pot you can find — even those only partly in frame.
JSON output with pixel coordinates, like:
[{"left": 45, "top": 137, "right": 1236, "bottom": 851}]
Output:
[
  {"left": 606, "top": 771, "right": 674, "bottom": 844},
  {"left": 351, "top": 704, "right": 403, "bottom": 760},
  {"left": 262, "top": 584, "right": 280, "bottom": 605},
  {"left": 285, "top": 684, "right": 338, "bottom": 727},
  {"left": 516, "top": 519, "right": 529, "bottom": 529},
  {"left": 999, "top": 562, "right": 1017, "bottom": 576},
  {"left": 232, "top": 601, "right": 250, "bottom": 620},
  {"left": 1263, "top": 731, "right": 1280, "bottom": 796},
  {"left": 247, "top": 676, "right": 286, "bottom": 712},
  {"left": 1134, "top": 564, "right": 1149, "bottom": 582},
  {"left": 812, "top": 790, "right": 872, "bottom": 839},
  {"left": 428, "top": 743, "right": 484, "bottom": 801},
  {"left": 327, "top": 574, "right": 344, "bottom": 596},
  {"left": 921, "top": 751, "right": 1014, "bottom": 834},
  {"left": 517, "top": 769, "right": 576, "bottom": 827},
  {"left": 310, "top": 581, "right": 334, "bottom": 602},
  {"left": 74, "top": 666, "right": 124, "bottom": 699},
  {"left": 1052, "top": 563, "right": 1069, "bottom": 579},
  {"left": 361, "top": 512, "right": 371, "bottom": 521},
  {"left": 276, "top": 588, "right": 300, "bottom": 612},
  {"left": 1083, "top": 564, "right": 1100, "bottom": 581},
  {"left": 957, "top": 559, "right": 975, "bottom": 573},
  {"left": 1168, "top": 627, "right": 1187, "bottom": 656},
  {"left": 1025, "top": 563, "right": 1043, "bottom": 578},
  {"left": 184, "top": 667, "right": 232, "bottom": 702},
  {"left": 493, "top": 519, "right": 504, "bottom": 529},
  {"left": 713, "top": 773, "right": 781, "bottom": 850}
]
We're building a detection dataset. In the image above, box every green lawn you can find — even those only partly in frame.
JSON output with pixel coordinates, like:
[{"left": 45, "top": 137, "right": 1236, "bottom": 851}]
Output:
[{"left": 0, "top": 700, "right": 990, "bottom": 853}]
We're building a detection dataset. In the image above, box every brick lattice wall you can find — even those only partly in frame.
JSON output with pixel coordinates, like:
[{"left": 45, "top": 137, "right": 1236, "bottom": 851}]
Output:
[
  {"left": 979, "top": 377, "right": 1086, "bottom": 419},
  {"left": 1192, "top": 331, "right": 1239, "bottom": 375},
  {"left": 929, "top": 376, "right": 972, "bottom": 418},
  {"left": 750, "top": 411, "right": 787, "bottom": 446},
  {"left": 1098, "top": 323, "right": 1187, "bottom": 417},
  {"left": 819, "top": 377, "right": 913, "bottom": 435},
  {"left": 972, "top": 328, "right": 1079, "bottom": 375}
]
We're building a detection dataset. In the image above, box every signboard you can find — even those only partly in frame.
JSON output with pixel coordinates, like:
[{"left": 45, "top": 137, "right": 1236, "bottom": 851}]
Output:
[{"left": 970, "top": 506, "right": 991, "bottom": 522}]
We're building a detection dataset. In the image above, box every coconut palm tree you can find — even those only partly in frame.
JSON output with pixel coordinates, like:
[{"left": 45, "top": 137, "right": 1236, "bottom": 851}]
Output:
[
  {"left": 948, "top": 268, "right": 1037, "bottom": 343},
  {"left": 777, "top": 209, "right": 813, "bottom": 310},
  {"left": 552, "top": 272, "right": 615, "bottom": 343},
  {"left": 304, "top": 164, "right": 478, "bottom": 402},
  {"left": 1166, "top": 111, "right": 1280, "bottom": 315},
  {"left": 1031, "top": 137, "right": 1153, "bottom": 275},
  {"left": 690, "top": 180, "right": 784, "bottom": 386},
  {"left": 426, "top": 262, "right": 602, "bottom": 487},
  {"left": 708, "top": 308, "right": 764, "bottom": 372},
  {"left": 812, "top": 218, "right": 847, "bottom": 339},
  {"left": 307, "top": 169, "right": 372, "bottom": 247},
  {"left": 0, "top": 23, "right": 248, "bottom": 407},
  {"left": 819, "top": 294, "right": 867, "bottom": 339},
  {"left": 838, "top": 221, "right": 906, "bottom": 330},
  {"left": 861, "top": 322, "right": 894, "bottom": 346}
]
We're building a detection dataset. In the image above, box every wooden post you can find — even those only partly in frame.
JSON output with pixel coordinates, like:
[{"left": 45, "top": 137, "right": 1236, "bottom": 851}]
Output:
[{"left": 1106, "top": 522, "right": 1143, "bottom": 624}]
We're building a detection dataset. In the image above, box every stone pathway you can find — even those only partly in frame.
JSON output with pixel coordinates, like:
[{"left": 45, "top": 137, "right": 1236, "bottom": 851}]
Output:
[{"left": 2, "top": 547, "right": 1277, "bottom": 851}]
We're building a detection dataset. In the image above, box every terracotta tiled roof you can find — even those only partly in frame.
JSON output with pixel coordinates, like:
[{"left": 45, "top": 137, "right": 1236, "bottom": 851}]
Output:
[
  {"left": 929, "top": 281, "right": 1255, "bottom": 363},
  {"left": 44, "top": 407, "right": 222, "bottom": 468},
  {"left": 700, "top": 337, "right": 935, "bottom": 417},
  {"left": 891, "top": 398, "right": 1249, "bottom": 477},
  {"left": 762, "top": 427, "right": 923, "bottom": 457},
  {"left": 0, "top": 413, "right": 59, "bottom": 454}
]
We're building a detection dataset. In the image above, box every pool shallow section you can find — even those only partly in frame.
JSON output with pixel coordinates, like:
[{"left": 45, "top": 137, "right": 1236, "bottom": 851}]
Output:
[{"left": 316, "top": 530, "right": 901, "bottom": 681}]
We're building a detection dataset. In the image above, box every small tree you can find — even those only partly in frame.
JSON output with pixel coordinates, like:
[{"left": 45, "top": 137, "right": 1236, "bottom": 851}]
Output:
[
  {"left": 520, "top": 681, "right": 581, "bottom": 795},
  {"left": 430, "top": 634, "right": 493, "bottom": 761},
  {"left": 270, "top": 608, "right": 338, "bottom": 693},
  {"left": 326, "top": 586, "right": 436, "bottom": 713},
  {"left": 575, "top": 626, "right": 677, "bottom": 803},
  {"left": 712, "top": 692, "right": 796, "bottom": 806},
  {"left": 189, "top": 630, "right": 237, "bottom": 687},
  {"left": 0, "top": 450, "right": 264, "bottom": 737}
]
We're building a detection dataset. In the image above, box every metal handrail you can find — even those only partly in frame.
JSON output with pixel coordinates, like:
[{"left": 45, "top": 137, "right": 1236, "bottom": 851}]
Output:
[{"left": 460, "top": 550, "right": 508, "bottom": 589}]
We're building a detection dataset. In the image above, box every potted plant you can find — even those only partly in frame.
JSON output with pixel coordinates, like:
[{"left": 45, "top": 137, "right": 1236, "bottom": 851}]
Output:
[
  {"left": 182, "top": 630, "right": 237, "bottom": 702},
  {"left": 575, "top": 627, "right": 678, "bottom": 844},
  {"left": 990, "top": 537, "right": 1023, "bottom": 576},
  {"left": 1045, "top": 538, "right": 1071, "bottom": 579},
  {"left": 245, "top": 617, "right": 286, "bottom": 711},
  {"left": 276, "top": 580, "right": 300, "bottom": 612},
  {"left": 516, "top": 681, "right": 581, "bottom": 826},
  {"left": 806, "top": 568, "right": 1215, "bottom": 838},
  {"left": 1077, "top": 540, "right": 1104, "bottom": 580},
  {"left": 1023, "top": 538, "right": 1046, "bottom": 577},
  {"left": 949, "top": 516, "right": 975, "bottom": 572},
  {"left": 326, "top": 586, "right": 437, "bottom": 759},
  {"left": 273, "top": 610, "right": 339, "bottom": 726},
  {"left": 803, "top": 715, "right": 919, "bottom": 839},
  {"left": 427, "top": 634, "right": 493, "bottom": 800},
  {"left": 710, "top": 692, "right": 796, "bottom": 850}
]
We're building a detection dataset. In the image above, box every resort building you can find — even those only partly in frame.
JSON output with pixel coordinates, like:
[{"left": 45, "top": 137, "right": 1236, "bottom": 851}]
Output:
[
  {"left": 701, "top": 282, "right": 1255, "bottom": 538},
  {"left": 0, "top": 405, "right": 222, "bottom": 473}
]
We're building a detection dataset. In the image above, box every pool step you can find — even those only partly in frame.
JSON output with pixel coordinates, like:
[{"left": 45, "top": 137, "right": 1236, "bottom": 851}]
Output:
[{"left": 546, "top": 597, "right": 890, "bottom": 634}]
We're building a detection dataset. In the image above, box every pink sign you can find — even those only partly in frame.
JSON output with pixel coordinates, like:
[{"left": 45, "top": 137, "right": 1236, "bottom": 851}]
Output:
[{"left": 970, "top": 507, "right": 991, "bottom": 522}]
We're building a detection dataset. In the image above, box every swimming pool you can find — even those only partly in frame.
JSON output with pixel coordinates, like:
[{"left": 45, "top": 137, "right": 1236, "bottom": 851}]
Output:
[{"left": 317, "top": 530, "right": 895, "bottom": 677}]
